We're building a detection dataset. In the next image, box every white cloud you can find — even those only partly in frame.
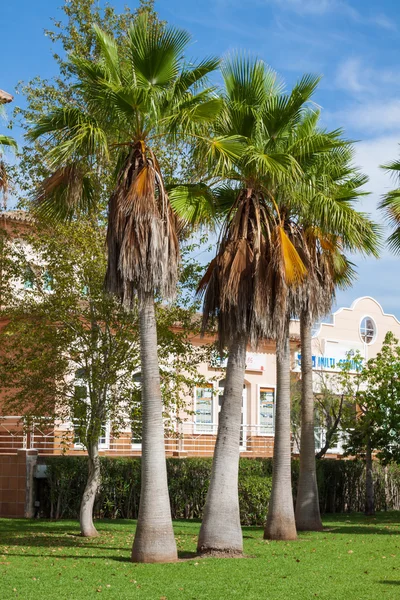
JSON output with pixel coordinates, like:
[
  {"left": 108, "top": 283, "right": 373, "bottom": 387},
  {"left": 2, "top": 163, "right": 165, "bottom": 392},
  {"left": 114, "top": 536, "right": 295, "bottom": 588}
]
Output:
[
  {"left": 355, "top": 136, "right": 400, "bottom": 201},
  {"left": 336, "top": 58, "right": 366, "bottom": 93},
  {"left": 335, "top": 58, "right": 400, "bottom": 95},
  {"left": 331, "top": 100, "right": 400, "bottom": 134},
  {"left": 244, "top": 0, "right": 395, "bottom": 30},
  {"left": 373, "top": 14, "right": 397, "bottom": 31},
  {"left": 267, "top": 0, "right": 337, "bottom": 15}
]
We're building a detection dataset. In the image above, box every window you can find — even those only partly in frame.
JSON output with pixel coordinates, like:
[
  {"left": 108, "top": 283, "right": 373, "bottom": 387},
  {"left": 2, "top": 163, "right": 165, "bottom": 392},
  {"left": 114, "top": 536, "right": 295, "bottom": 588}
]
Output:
[
  {"left": 131, "top": 374, "right": 142, "bottom": 447},
  {"left": 195, "top": 385, "right": 214, "bottom": 432},
  {"left": 72, "top": 370, "right": 109, "bottom": 449},
  {"left": 43, "top": 271, "right": 53, "bottom": 291},
  {"left": 360, "top": 316, "right": 376, "bottom": 344},
  {"left": 259, "top": 387, "right": 274, "bottom": 434},
  {"left": 23, "top": 266, "right": 35, "bottom": 289}
]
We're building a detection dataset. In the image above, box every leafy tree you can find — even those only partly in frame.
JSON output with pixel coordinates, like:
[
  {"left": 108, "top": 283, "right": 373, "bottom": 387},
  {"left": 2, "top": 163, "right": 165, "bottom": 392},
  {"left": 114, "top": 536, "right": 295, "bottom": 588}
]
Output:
[
  {"left": 0, "top": 218, "right": 140, "bottom": 536},
  {"left": 342, "top": 334, "right": 400, "bottom": 515},
  {"left": 0, "top": 216, "right": 209, "bottom": 536},
  {"left": 291, "top": 369, "right": 349, "bottom": 458}
]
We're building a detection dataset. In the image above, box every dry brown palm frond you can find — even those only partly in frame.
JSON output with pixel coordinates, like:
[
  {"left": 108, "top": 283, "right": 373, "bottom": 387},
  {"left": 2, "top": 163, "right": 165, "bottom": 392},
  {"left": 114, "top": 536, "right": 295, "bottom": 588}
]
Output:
[
  {"left": 105, "top": 141, "right": 179, "bottom": 306},
  {"left": 289, "top": 227, "right": 340, "bottom": 326},
  {"left": 198, "top": 189, "right": 274, "bottom": 352},
  {"left": 0, "top": 161, "right": 9, "bottom": 208},
  {"left": 32, "top": 164, "right": 91, "bottom": 221}
]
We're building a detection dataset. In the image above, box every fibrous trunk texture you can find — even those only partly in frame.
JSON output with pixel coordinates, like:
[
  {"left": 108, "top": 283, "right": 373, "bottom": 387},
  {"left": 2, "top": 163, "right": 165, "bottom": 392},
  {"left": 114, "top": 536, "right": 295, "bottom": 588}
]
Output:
[
  {"left": 80, "top": 442, "right": 101, "bottom": 537},
  {"left": 295, "top": 312, "right": 323, "bottom": 531},
  {"left": 197, "top": 336, "right": 247, "bottom": 556},
  {"left": 264, "top": 329, "right": 297, "bottom": 540},
  {"left": 365, "top": 436, "right": 375, "bottom": 516},
  {"left": 131, "top": 293, "right": 177, "bottom": 563}
]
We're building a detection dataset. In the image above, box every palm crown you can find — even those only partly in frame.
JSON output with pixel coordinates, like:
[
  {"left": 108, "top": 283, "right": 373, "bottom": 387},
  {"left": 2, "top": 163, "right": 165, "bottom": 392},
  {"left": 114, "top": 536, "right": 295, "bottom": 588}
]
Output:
[
  {"left": 196, "top": 56, "right": 351, "bottom": 350},
  {"left": 28, "top": 13, "right": 220, "bottom": 304}
]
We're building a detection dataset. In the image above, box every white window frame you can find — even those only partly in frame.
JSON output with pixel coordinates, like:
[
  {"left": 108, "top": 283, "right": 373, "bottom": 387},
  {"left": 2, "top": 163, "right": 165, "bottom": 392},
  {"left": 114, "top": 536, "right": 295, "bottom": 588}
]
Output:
[
  {"left": 257, "top": 384, "right": 276, "bottom": 436},
  {"left": 194, "top": 383, "right": 216, "bottom": 434},
  {"left": 359, "top": 315, "right": 377, "bottom": 345}
]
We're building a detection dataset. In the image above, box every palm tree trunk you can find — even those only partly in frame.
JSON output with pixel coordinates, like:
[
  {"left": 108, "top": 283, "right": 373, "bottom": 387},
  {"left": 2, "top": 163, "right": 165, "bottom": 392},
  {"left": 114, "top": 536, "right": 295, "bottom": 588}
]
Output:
[
  {"left": 80, "top": 441, "right": 100, "bottom": 537},
  {"left": 197, "top": 335, "right": 247, "bottom": 556},
  {"left": 295, "top": 311, "right": 323, "bottom": 531},
  {"left": 131, "top": 292, "right": 177, "bottom": 563},
  {"left": 264, "top": 326, "right": 297, "bottom": 540},
  {"left": 365, "top": 435, "right": 375, "bottom": 516}
]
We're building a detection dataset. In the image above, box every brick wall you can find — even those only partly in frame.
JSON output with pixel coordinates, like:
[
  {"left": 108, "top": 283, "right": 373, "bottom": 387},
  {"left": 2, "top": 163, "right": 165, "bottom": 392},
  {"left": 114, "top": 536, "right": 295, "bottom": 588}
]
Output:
[{"left": 0, "top": 450, "right": 37, "bottom": 517}]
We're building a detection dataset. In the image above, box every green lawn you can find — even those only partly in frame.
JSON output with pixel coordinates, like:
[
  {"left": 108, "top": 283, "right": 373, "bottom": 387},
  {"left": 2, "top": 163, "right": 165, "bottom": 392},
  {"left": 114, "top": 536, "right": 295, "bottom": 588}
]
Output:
[{"left": 1, "top": 514, "right": 400, "bottom": 599}]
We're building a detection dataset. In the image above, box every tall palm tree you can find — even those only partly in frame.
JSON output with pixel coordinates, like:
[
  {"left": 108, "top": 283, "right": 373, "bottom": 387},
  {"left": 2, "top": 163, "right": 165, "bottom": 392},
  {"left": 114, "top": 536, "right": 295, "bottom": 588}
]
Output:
[
  {"left": 190, "top": 56, "right": 341, "bottom": 553},
  {"left": 261, "top": 120, "right": 352, "bottom": 542},
  {"left": 294, "top": 147, "right": 380, "bottom": 531},
  {"left": 27, "top": 14, "right": 220, "bottom": 562}
]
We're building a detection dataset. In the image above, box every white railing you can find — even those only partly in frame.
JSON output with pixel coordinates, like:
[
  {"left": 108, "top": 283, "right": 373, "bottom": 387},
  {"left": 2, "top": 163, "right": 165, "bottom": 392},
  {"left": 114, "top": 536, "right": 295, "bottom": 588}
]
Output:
[
  {"left": 0, "top": 419, "right": 276, "bottom": 457},
  {"left": 0, "top": 416, "right": 27, "bottom": 451}
]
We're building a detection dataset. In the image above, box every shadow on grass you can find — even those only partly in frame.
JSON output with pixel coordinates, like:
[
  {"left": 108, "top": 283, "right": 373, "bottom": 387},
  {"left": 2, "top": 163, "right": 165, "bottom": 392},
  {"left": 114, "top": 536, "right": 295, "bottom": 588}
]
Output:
[
  {"left": 324, "top": 526, "right": 399, "bottom": 536},
  {"left": 378, "top": 581, "right": 400, "bottom": 585},
  {"left": 0, "top": 552, "right": 132, "bottom": 562},
  {"left": 3, "top": 551, "right": 201, "bottom": 563}
]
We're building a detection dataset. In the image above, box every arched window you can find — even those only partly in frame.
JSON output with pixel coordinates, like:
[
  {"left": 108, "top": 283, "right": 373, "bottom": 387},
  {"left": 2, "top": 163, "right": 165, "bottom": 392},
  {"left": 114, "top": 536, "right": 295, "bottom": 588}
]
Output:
[{"left": 360, "top": 316, "right": 376, "bottom": 344}]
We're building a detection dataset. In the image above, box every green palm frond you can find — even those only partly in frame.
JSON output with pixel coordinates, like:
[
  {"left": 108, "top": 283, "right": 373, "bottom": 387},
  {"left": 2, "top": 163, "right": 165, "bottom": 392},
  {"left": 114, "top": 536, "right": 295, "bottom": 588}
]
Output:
[
  {"left": 128, "top": 13, "right": 191, "bottom": 89},
  {"left": 32, "top": 164, "right": 97, "bottom": 222},
  {"left": 173, "top": 57, "right": 221, "bottom": 93},
  {"left": 222, "top": 53, "right": 283, "bottom": 106},
  {"left": 0, "top": 134, "right": 17, "bottom": 153},
  {"left": 92, "top": 24, "right": 121, "bottom": 84},
  {"left": 169, "top": 183, "right": 217, "bottom": 229}
]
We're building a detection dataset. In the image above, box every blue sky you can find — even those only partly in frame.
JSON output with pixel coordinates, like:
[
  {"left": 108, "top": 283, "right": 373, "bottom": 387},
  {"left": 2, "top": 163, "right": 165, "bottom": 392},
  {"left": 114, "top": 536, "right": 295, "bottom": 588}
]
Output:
[{"left": 1, "top": 0, "right": 400, "bottom": 317}]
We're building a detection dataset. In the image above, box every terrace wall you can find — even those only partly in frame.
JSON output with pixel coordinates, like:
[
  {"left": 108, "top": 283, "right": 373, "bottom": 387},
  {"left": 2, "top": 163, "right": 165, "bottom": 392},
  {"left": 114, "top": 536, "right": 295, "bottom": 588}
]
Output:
[{"left": 0, "top": 449, "right": 37, "bottom": 518}]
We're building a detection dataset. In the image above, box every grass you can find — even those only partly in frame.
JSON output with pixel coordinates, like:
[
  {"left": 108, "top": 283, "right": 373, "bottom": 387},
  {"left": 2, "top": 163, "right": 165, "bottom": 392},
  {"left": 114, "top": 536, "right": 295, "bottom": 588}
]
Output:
[{"left": 1, "top": 514, "right": 400, "bottom": 599}]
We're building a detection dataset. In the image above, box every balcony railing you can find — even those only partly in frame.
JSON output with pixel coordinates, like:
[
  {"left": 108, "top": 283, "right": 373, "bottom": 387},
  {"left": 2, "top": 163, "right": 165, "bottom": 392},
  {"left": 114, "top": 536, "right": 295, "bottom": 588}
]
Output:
[
  {"left": 0, "top": 418, "right": 276, "bottom": 457},
  {"left": 0, "top": 417, "right": 347, "bottom": 458}
]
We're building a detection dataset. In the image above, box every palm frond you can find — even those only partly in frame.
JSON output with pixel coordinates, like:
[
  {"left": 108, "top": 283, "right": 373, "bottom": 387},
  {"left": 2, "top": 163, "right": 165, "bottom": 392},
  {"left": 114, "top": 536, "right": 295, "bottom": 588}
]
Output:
[
  {"left": 169, "top": 183, "right": 217, "bottom": 230},
  {"left": 32, "top": 164, "right": 97, "bottom": 221},
  {"left": 0, "top": 134, "right": 18, "bottom": 153},
  {"left": 128, "top": 13, "right": 191, "bottom": 89},
  {"left": 93, "top": 24, "right": 121, "bottom": 84},
  {"left": 276, "top": 226, "right": 307, "bottom": 285},
  {"left": 105, "top": 141, "right": 179, "bottom": 304}
]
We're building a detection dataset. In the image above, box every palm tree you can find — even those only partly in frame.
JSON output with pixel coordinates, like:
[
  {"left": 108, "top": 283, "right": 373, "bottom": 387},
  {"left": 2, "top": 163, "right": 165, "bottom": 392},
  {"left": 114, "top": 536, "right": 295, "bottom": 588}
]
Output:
[
  {"left": 262, "top": 120, "right": 351, "bottom": 542},
  {"left": 0, "top": 89, "right": 17, "bottom": 208},
  {"left": 379, "top": 156, "right": 400, "bottom": 253},
  {"left": 191, "top": 56, "right": 341, "bottom": 553},
  {"left": 293, "top": 146, "right": 381, "bottom": 531},
  {"left": 27, "top": 14, "right": 220, "bottom": 561}
]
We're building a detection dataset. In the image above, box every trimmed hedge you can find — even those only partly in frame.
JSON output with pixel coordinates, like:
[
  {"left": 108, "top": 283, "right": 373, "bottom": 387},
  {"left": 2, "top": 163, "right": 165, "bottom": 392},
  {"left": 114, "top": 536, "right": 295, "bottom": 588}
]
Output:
[{"left": 39, "top": 456, "right": 400, "bottom": 524}]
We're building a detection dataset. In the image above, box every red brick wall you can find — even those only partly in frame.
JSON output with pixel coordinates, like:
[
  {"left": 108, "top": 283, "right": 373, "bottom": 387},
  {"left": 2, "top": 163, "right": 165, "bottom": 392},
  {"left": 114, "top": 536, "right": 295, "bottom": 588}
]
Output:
[{"left": 0, "top": 452, "right": 26, "bottom": 517}]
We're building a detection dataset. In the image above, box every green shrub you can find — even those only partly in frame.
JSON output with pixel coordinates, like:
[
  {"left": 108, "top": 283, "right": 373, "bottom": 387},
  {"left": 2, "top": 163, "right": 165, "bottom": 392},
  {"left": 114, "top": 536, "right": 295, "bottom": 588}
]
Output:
[
  {"left": 239, "top": 475, "right": 272, "bottom": 525},
  {"left": 39, "top": 456, "right": 400, "bottom": 525}
]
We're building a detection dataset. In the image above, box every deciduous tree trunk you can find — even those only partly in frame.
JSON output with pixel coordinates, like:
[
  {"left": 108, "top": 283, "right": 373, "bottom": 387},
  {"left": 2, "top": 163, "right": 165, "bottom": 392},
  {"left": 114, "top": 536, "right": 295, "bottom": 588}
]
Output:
[
  {"left": 295, "top": 312, "right": 323, "bottom": 531},
  {"left": 131, "top": 292, "right": 177, "bottom": 563},
  {"left": 365, "top": 436, "right": 375, "bottom": 516},
  {"left": 264, "top": 328, "right": 297, "bottom": 540},
  {"left": 197, "top": 335, "right": 247, "bottom": 555},
  {"left": 80, "top": 441, "right": 100, "bottom": 537}
]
